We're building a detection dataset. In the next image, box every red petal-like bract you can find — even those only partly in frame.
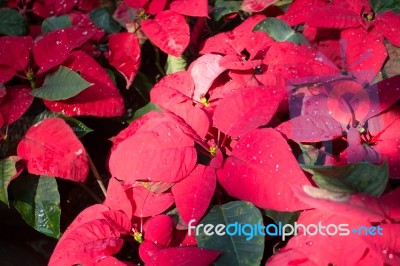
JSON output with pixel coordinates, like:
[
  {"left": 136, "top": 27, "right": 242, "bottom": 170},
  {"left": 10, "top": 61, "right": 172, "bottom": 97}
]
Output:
[
  {"left": 340, "top": 27, "right": 387, "bottom": 83},
  {"left": 241, "top": 0, "right": 278, "bottom": 13},
  {"left": 189, "top": 54, "right": 227, "bottom": 102},
  {"left": 143, "top": 214, "right": 174, "bottom": 246},
  {"left": 170, "top": 0, "right": 208, "bottom": 17},
  {"left": 32, "top": 0, "right": 76, "bottom": 18},
  {"left": 0, "top": 86, "right": 33, "bottom": 125},
  {"left": 44, "top": 51, "right": 125, "bottom": 117},
  {"left": 148, "top": 247, "right": 220, "bottom": 266},
  {"left": 49, "top": 215, "right": 127, "bottom": 266},
  {"left": 107, "top": 32, "right": 141, "bottom": 89},
  {"left": 127, "top": 185, "right": 174, "bottom": 217},
  {"left": 150, "top": 73, "right": 210, "bottom": 138},
  {"left": 125, "top": 0, "right": 149, "bottom": 8},
  {"left": 367, "top": 106, "right": 400, "bottom": 178},
  {"left": 276, "top": 114, "right": 343, "bottom": 142},
  {"left": 213, "top": 86, "right": 285, "bottom": 137},
  {"left": 172, "top": 164, "right": 216, "bottom": 224},
  {"left": 104, "top": 177, "right": 133, "bottom": 218},
  {"left": 141, "top": 10, "right": 189, "bottom": 56},
  {"left": 217, "top": 128, "right": 311, "bottom": 211},
  {"left": 0, "top": 36, "right": 33, "bottom": 82},
  {"left": 17, "top": 118, "right": 89, "bottom": 182},
  {"left": 109, "top": 112, "right": 197, "bottom": 183},
  {"left": 374, "top": 11, "right": 400, "bottom": 47},
  {"left": 268, "top": 209, "right": 389, "bottom": 265},
  {"left": 33, "top": 27, "right": 95, "bottom": 73}
]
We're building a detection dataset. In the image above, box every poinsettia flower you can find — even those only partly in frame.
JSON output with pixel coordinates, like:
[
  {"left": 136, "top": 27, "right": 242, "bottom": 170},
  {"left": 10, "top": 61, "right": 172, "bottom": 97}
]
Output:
[{"left": 297, "top": 76, "right": 400, "bottom": 177}]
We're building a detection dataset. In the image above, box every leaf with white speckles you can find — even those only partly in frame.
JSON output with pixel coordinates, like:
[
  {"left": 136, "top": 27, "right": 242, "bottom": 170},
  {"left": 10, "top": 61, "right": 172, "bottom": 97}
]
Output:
[
  {"left": 213, "top": 86, "right": 285, "bottom": 137},
  {"left": 17, "top": 118, "right": 89, "bottom": 182},
  {"left": 107, "top": 32, "right": 141, "bottom": 89},
  {"left": 0, "top": 85, "right": 33, "bottom": 125},
  {"left": 141, "top": 10, "right": 189, "bottom": 56},
  {"left": 172, "top": 164, "right": 216, "bottom": 224},
  {"left": 109, "top": 112, "right": 197, "bottom": 183},
  {"left": 217, "top": 128, "right": 311, "bottom": 211}
]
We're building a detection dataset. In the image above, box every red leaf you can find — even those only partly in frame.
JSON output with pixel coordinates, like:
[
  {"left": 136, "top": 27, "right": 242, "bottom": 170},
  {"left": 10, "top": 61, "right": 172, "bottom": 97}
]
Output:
[
  {"left": 0, "top": 36, "right": 33, "bottom": 72},
  {"left": 375, "top": 11, "right": 400, "bottom": 47},
  {"left": 104, "top": 177, "right": 133, "bottom": 218},
  {"left": 170, "top": 0, "right": 208, "bottom": 17},
  {"left": 127, "top": 185, "right": 174, "bottom": 217},
  {"left": 17, "top": 118, "right": 89, "bottom": 182},
  {"left": 380, "top": 187, "right": 400, "bottom": 220},
  {"left": 107, "top": 32, "right": 141, "bottom": 89},
  {"left": 365, "top": 75, "right": 400, "bottom": 119},
  {"left": 88, "top": 256, "right": 132, "bottom": 266},
  {"left": 33, "top": 27, "right": 95, "bottom": 73},
  {"left": 148, "top": 247, "right": 220, "bottom": 266},
  {"left": 213, "top": 86, "right": 285, "bottom": 137},
  {"left": 102, "top": 210, "right": 132, "bottom": 233},
  {"left": 125, "top": 0, "right": 149, "bottom": 8},
  {"left": 141, "top": 10, "right": 189, "bottom": 56},
  {"left": 32, "top": 0, "right": 76, "bottom": 18},
  {"left": 0, "top": 66, "right": 16, "bottom": 84},
  {"left": 241, "top": 0, "right": 278, "bottom": 13},
  {"left": 150, "top": 76, "right": 210, "bottom": 138},
  {"left": 367, "top": 105, "right": 400, "bottom": 178},
  {"left": 61, "top": 204, "right": 110, "bottom": 240},
  {"left": 109, "top": 112, "right": 197, "bottom": 183},
  {"left": 44, "top": 51, "right": 125, "bottom": 117},
  {"left": 48, "top": 219, "right": 124, "bottom": 266},
  {"left": 172, "top": 164, "right": 216, "bottom": 224},
  {"left": 0, "top": 86, "right": 33, "bottom": 125},
  {"left": 139, "top": 240, "right": 163, "bottom": 264},
  {"left": 200, "top": 32, "right": 238, "bottom": 56},
  {"left": 305, "top": 5, "right": 361, "bottom": 29},
  {"left": 219, "top": 55, "right": 262, "bottom": 70},
  {"left": 340, "top": 27, "right": 387, "bottom": 83},
  {"left": 189, "top": 54, "right": 227, "bottom": 102},
  {"left": 276, "top": 114, "right": 343, "bottom": 142},
  {"left": 147, "top": 0, "right": 168, "bottom": 14},
  {"left": 293, "top": 186, "right": 389, "bottom": 222},
  {"left": 152, "top": 71, "right": 195, "bottom": 98},
  {"left": 217, "top": 128, "right": 311, "bottom": 211},
  {"left": 143, "top": 214, "right": 174, "bottom": 246},
  {"left": 269, "top": 209, "right": 380, "bottom": 266}
]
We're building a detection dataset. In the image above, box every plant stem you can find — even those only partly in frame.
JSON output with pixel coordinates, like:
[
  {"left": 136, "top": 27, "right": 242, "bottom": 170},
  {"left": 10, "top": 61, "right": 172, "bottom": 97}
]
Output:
[
  {"left": 153, "top": 44, "right": 166, "bottom": 76},
  {"left": 87, "top": 154, "right": 107, "bottom": 196}
]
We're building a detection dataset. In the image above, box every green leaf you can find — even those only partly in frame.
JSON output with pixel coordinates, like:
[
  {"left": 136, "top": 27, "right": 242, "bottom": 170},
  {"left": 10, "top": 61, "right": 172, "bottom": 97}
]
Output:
[
  {"left": 301, "top": 161, "right": 389, "bottom": 196},
  {"left": 89, "top": 7, "right": 122, "bottom": 34},
  {"left": 31, "top": 66, "right": 93, "bottom": 101},
  {"left": 12, "top": 175, "right": 61, "bottom": 239},
  {"left": 41, "top": 15, "right": 72, "bottom": 34},
  {"left": 129, "top": 102, "right": 162, "bottom": 122},
  {"left": 0, "top": 9, "right": 25, "bottom": 36},
  {"left": 378, "top": 42, "right": 400, "bottom": 81},
  {"left": 196, "top": 201, "right": 264, "bottom": 266},
  {"left": 165, "top": 55, "right": 187, "bottom": 75},
  {"left": 370, "top": 0, "right": 400, "bottom": 13},
  {"left": 253, "top": 18, "right": 308, "bottom": 44},
  {"left": 0, "top": 156, "right": 20, "bottom": 206},
  {"left": 33, "top": 111, "right": 93, "bottom": 138},
  {"left": 214, "top": 0, "right": 242, "bottom": 21},
  {"left": 263, "top": 209, "right": 299, "bottom": 233}
]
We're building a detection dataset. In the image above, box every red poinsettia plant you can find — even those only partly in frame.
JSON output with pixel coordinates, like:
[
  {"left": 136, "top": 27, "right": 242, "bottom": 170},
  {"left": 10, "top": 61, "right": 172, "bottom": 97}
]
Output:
[{"left": 2, "top": 0, "right": 400, "bottom": 265}]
